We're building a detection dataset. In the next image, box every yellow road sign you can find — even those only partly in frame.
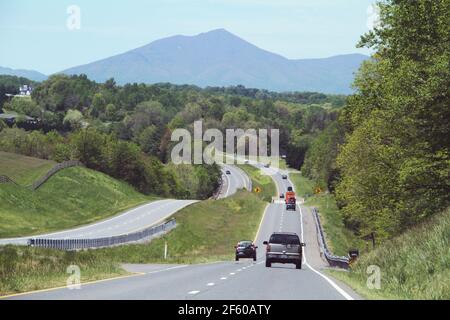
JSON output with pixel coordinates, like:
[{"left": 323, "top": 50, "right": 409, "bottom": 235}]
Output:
[{"left": 254, "top": 187, "right": 262, "bottom": 193}]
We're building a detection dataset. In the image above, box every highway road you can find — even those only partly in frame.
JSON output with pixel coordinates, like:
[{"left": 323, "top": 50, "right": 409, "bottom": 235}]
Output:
[
  {"left": 4, "top": 164, "right": 360, "bottom": 300},
  {"left": 217, "top": 164, "right": 251, "bottom": 198},
  {"left": 0, "top": 199, "right": 197, "bottom": 246}
]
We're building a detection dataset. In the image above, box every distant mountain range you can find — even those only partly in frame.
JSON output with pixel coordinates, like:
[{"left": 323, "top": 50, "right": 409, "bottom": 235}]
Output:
[
  {"left": 0, "top": 66, "right": 48, "bottom": 82},
  {"left": 1, "top": 29, "right": 369, "bottom": 94}
]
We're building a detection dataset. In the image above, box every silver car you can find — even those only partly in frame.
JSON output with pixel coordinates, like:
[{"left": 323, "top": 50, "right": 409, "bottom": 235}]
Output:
[{"left": 263, "top": 232, "right": 305, "bottom": 269}]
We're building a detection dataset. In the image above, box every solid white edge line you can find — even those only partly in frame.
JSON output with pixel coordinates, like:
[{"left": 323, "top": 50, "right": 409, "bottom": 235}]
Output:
[
  {"left": 299, "top": 204, "right": 354, "bottom": 300},
  {"left": 224, "top": 166, "right": 232, "bottom": 197}
]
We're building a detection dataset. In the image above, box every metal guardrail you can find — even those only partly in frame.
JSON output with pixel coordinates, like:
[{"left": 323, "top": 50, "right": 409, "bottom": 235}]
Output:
[
  {"left": 312, "top": 208, "right": 350, "bottom": 269},
  {"left": 27, "top": 219, "right": 176, "bottom": 250}
]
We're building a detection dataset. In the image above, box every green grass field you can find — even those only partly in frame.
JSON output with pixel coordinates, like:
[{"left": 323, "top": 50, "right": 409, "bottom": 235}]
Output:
[
  {"left": 0, "top": 166, "right": 155, "bottom": 238},
  {"left": 0, "top": 151, "right": 56, "bottom": 185},
  {"left": 0, "top": 245, "right": 126, "bottom": 296},
  {"left": 329, "top": 208, "right": 450, "bottom": 300},
  {"left": 238, "top": 164, "right": 276, "bottom": 202},
  {"left": 0, "top": 190, "right": 267, "bottom": 295}
]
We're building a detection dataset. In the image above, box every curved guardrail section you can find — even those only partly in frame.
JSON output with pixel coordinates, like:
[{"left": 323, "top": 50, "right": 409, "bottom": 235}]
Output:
[
  {"left": 28, "top": 219, "right": 176, "bottom": 250},
  {"left": 312, "top": 208, "right": 350, "bottom": 269}
]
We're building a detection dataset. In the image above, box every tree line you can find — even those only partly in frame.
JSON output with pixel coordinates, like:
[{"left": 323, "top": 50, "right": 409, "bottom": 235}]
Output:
[
  {"left": 302, "top": 0, "right": 449, "bottom": 240},
  {"left": 0, "top": 126, "right": 220, "bottom": 200}
]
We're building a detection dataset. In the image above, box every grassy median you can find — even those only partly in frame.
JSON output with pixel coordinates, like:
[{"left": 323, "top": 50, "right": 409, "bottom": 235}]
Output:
[
  {"left": 94, "top": 190, "right": 266, "bottom": 263},
  {"left": 237, "top": 164, "right": 276, "bottom": 202}
]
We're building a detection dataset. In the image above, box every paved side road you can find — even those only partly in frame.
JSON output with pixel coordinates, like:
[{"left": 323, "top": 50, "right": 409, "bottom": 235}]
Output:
[
  {"left": 0, "top": 199, "right": 197, "bottom": 246},
  {"left": 3, "top": 165, "right": 360, "bottom": 300},
  {"left": 217, "top": 164, "right": 251, "bottom": 198}
]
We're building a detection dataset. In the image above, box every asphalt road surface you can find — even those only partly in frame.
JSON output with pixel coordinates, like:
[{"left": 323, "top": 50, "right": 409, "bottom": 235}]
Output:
[
  {"left": 217, "top": 164, "right": 251, "bottom": 198},
  {"left": 0, "top": 199, "right": 197, "bottom": 246},
  {"left": 3, "top": 164, "right": 360, "bottom": 300}
]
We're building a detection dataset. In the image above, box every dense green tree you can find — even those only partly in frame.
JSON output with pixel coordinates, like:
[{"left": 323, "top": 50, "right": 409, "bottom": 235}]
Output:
[
  {"left": 90, "top": 93, "right": 106, "bottom": 118},
  {"left": 3, "top": 97, "right": 41, "bottom": 118},
  {"left": 71, "top": 128, "right": 106, "bottom": 171},
  {"left": 63, "top": 109, "right": 83, "bottom": 130},
  {"left": 303, "top": 122, "right": 342, "bottom": 190},
  {"left": 336, "top": 0, "right": 450, "bottom": 238},
  {"left": 137, "top": 125, "right": 160, "bottom": 155}
]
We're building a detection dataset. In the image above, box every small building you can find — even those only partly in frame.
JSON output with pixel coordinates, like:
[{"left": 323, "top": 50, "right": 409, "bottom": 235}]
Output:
[
  {"left": 4, "top": 84, "right": 34, "bottom": 98},
  {"left": 19, "top": 84, "right": 33, "bottom": 96}
]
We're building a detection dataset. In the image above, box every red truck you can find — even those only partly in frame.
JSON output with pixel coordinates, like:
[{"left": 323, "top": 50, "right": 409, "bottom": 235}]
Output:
[{"left": 285, "top": 186, "right": 296, "bottom": 211}]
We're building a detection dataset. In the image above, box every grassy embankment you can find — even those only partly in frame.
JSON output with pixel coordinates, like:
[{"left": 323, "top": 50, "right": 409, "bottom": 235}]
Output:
[
  {"left": 0, "top": 151, "right": 55, "bottom": 185},
  {"left": 290, "top": 171, "right": 449, "bottom": 300},
  {"left": 329, "top": 208, "right": 450, "bottom": 300},
  {"left": 0, "top": 165, "right": 156, "bottom": 238},
  {"left": 0, "top": 154, "right": 271, "bottom": 295}
]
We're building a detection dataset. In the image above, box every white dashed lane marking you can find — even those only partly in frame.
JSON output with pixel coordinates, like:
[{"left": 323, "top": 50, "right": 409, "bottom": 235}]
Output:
[{"left": 188, "top": 290, "right": 200, "bottom": 295}]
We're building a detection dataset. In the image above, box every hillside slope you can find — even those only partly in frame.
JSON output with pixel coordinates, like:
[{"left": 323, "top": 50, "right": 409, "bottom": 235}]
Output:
[
  {"left": 0, "top": 166, "right": 155, "bottom": 238},
  {"left": 0, "top": 151, "right": 55, "bottom": 185},
  {"left": 329, "top": 208, "right": 450, "bottom": 299},
  {"left": 62, "top": 29, "right": 368, "bottom": 94}
]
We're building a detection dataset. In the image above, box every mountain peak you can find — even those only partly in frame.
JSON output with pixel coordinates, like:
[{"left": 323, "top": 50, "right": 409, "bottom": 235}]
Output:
[
  {"left": 192, "top": 28, "right": 244, "bottom": 42},
  {"left": 61, "top": 30, "right": 368, "bottom": 94},
  {"left": 203, "top": 28, "right": 231, "bottom": 35}
]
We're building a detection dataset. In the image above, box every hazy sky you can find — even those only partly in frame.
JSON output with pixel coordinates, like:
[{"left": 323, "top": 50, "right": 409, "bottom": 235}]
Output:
[{"left": 0, "top": 0, "right": 376, "bottom": 74}]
